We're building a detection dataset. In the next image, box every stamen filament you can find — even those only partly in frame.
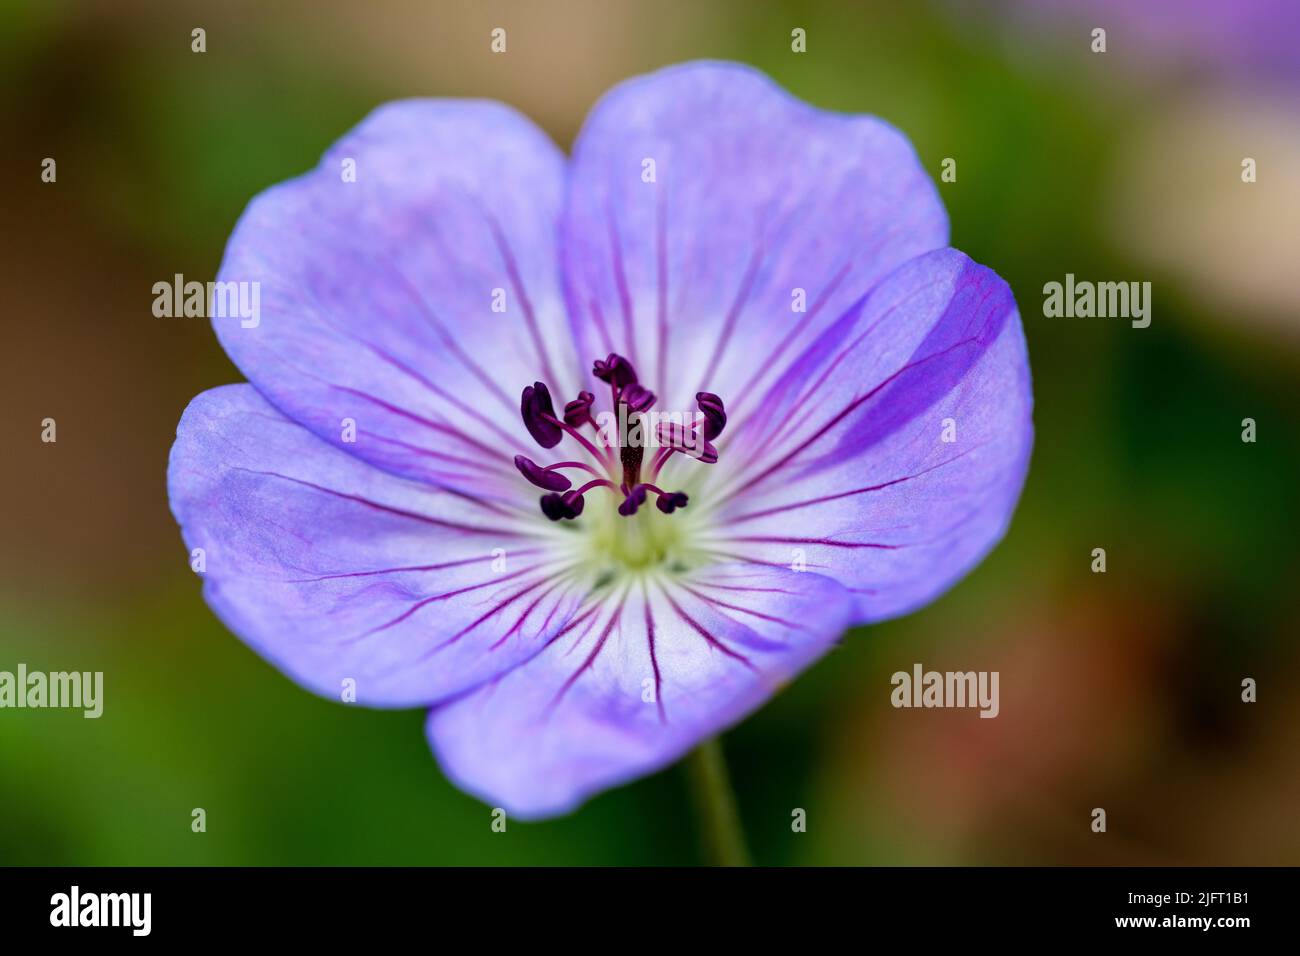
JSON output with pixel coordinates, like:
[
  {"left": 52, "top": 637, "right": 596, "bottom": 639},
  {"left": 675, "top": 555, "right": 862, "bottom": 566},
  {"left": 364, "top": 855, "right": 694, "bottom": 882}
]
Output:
[
  {"left": 573, "top": 477, "right": 619, "bottom": 497},
  {"left": 544, "top": 414, "right": 615, "bottom": 469},
  {"left": 546, "top": 460, "right": 607, "bottom": 480},
  {"left": 649, "top": 447, "right": 676, "bottom": 481}
]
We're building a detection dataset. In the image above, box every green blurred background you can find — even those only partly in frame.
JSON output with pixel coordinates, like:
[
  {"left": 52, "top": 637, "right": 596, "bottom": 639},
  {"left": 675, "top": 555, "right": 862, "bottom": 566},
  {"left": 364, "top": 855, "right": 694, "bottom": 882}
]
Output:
[{"left": 2, "top": 0, "right": 1297, "bottom": 865}]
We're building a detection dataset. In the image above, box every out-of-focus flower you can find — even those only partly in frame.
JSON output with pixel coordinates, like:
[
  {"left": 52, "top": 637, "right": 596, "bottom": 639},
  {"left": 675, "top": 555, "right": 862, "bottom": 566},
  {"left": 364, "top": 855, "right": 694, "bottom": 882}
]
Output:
[
  {"left": 1106, "top": 92, "right": 1300, "bottom": 339},
  {"left": 953, "top": 0, "right": 1300, "bottom": 87}
]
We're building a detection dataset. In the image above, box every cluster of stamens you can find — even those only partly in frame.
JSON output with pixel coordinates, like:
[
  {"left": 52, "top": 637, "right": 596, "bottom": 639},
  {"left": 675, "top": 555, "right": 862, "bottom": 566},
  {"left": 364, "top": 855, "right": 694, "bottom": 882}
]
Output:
[{"left": 515, "top": 353, "right": 726, "bottom": 522}]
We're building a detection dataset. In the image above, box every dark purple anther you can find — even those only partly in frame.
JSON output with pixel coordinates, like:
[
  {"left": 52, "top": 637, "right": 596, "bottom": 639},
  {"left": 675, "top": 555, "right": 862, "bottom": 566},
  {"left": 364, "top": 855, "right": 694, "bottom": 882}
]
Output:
[
  {"left": 696, "top": 391, "right": 726, "bottom": 440},
  {"left": 656, "top": 491, "right": 689, "bottom": 514},
  {"left": 564, "top": 390, "right": 595, "bottom": 428},
  {"left": 540, "top": 490, "right": 585, "bottom": 521},
  {"left": 655, "top": 422, "right": 718, "bottom": 464},
  {"left": 514, "top": 454, "right": 571, "bottom": 492},
  {"left": 618, "top": 484, "right": 648, "bottom": 516},
  {"left": 521, "top": 382, "right": 562, "bottom": 448},
  {"left": 593, "top": 353, "right": 638, "bottom": 389},
  {"left": 621, "top": 383, "right": 656, "bottom": 413}
]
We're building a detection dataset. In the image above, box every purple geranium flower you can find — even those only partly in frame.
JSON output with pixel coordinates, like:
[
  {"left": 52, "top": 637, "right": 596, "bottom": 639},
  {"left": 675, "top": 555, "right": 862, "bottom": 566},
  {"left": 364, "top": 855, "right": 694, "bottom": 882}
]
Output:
[{"left": 167, "top": 62, "right": 1032, "bottom": 819}]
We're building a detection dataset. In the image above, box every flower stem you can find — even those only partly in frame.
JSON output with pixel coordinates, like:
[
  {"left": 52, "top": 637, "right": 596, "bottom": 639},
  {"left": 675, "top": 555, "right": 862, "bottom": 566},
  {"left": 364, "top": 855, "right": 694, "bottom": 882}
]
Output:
[{"left": 685, "top": 737, "right": 752, "bottom": 866}]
